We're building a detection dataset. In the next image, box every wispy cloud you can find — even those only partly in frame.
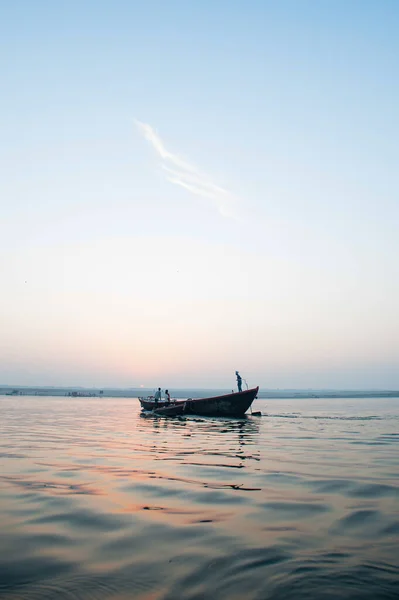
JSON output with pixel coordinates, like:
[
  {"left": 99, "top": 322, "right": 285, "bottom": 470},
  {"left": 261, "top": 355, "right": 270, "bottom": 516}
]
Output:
[{"left": 135, "top": 120, "right": 237, "bottom": 218}]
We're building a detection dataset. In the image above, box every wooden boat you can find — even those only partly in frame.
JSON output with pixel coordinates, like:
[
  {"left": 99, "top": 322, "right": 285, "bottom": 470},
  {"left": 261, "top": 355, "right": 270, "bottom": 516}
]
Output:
[
  {"left": 139, "top": 387, "right": 259, "bottom": 417},
  {"left": 138, "top": 397, "right": 174, "bottom": 410}
]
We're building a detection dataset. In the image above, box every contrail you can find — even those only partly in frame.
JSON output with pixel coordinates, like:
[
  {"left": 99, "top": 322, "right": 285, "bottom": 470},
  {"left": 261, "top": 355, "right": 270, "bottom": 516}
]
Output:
[{"left": 135, "top": 120, "right": 237, "bottom": 218}]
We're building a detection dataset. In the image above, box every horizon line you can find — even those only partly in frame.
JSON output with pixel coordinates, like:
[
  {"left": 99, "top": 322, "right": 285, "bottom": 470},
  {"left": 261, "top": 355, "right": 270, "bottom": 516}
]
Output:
[{"left": 1, "top": 384, "right": 399, "bottom": 393}]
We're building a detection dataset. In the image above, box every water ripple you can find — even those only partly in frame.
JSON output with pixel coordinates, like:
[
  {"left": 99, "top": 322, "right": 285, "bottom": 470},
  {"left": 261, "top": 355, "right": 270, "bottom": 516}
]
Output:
[{"left": 0, "top": 395, "right": 398, "bottom": 599}]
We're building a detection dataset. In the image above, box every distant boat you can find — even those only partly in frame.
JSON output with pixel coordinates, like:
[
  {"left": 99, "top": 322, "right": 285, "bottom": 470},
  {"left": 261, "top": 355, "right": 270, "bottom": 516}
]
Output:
[{"left": 139, "top": 387, "right": 259, "bottom": 417}]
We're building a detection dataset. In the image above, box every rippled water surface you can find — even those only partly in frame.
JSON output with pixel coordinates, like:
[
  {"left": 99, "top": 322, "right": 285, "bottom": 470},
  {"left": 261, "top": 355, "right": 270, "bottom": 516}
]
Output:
[{"left": 0, "top": 395, "right": 398, "bottom": 599}]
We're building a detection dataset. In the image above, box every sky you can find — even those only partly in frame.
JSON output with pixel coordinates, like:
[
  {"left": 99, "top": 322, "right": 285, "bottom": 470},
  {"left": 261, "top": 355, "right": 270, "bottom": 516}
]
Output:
[{"left": 1, "top": 0, "right": 398, "bottom": 389}]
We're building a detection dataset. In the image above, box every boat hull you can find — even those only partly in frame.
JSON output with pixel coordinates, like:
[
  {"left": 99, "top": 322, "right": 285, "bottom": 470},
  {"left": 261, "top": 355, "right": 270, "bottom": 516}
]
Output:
[
  {"left": 139, "top": 387, "right": 259, "bottom": 417},
  {"left": 153, "top": 402, "right": 186, "bottom": 416},
  {"left": 139, "top": 398, "right": 174, "bottom": 411}
]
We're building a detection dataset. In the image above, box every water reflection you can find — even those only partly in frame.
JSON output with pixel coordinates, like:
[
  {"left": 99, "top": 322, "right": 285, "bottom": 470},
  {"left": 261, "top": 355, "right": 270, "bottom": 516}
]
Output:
[
  {"left": 138, "top": 413, "right": 261, "bottom": 473},
  {"left": 139, "top": 412, "right": 260, "bottom": 438}
]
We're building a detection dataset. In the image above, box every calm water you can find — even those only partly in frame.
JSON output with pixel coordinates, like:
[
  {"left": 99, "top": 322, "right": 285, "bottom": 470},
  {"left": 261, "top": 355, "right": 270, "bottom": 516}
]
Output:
[{"left": 0, "top": 396, "right": 398, "bottom": 600}]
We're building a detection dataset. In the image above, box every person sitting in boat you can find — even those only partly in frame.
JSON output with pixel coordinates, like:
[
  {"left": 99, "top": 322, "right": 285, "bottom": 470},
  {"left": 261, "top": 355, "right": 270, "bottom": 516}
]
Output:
[
  {"left": 165, "top": 389, "right": 171, "bottom": 404},
  {"left": 235, "top": 371, "right": 242, "bottom": 393},
  {"left": 154, "top": 388, "right": 162, "bottom": 404}
]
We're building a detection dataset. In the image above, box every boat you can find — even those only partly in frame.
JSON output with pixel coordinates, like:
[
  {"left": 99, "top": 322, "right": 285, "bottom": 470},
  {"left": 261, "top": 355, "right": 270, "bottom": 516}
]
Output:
[
  {"left": 139, "top": 387, "right": 259, "bottom": 417},
  {"left": 139, "top": 396, "right": 169, "bottom": 410}
]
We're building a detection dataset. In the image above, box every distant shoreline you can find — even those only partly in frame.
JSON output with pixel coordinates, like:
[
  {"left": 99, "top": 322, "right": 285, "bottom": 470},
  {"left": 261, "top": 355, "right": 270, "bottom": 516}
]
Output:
[{"left": 1, "top": 386, "right": 398, "bottom": 400}]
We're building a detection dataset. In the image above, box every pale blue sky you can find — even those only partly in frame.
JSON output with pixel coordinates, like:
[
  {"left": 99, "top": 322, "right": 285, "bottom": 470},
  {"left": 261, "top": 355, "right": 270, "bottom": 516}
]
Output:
[{"left": 1, "top": 1, "right": 398, "bottom": 388}]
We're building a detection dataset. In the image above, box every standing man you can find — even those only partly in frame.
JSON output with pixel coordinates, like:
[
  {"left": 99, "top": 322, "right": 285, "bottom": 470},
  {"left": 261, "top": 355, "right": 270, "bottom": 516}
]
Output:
[
  {"left": 235, "top": 371, "right": 242, "bottom": 393},
  {"left": 154, "top": 387, "right": 162, "bottom": 404}
]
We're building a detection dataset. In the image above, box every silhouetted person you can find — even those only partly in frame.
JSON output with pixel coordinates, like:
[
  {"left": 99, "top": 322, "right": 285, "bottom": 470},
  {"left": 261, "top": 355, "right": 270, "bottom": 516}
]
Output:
[
  {"left": 165, "top": 389, "right": 171, "bottom": 404},
  {"left": 236, "top": 371, "right": 242, "bottom": 393},
  {"left": 154, "top": 387, "right": 162, "bottom": 404}
]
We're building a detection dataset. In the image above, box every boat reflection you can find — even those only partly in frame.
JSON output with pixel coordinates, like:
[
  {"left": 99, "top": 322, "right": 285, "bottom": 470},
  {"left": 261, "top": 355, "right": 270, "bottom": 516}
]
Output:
[
  {"left": 139, "top": 411, "right": 260, "bottom": 434},
  {"left": 138, "top": 412, "right": 261, "bottom": 466}
]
